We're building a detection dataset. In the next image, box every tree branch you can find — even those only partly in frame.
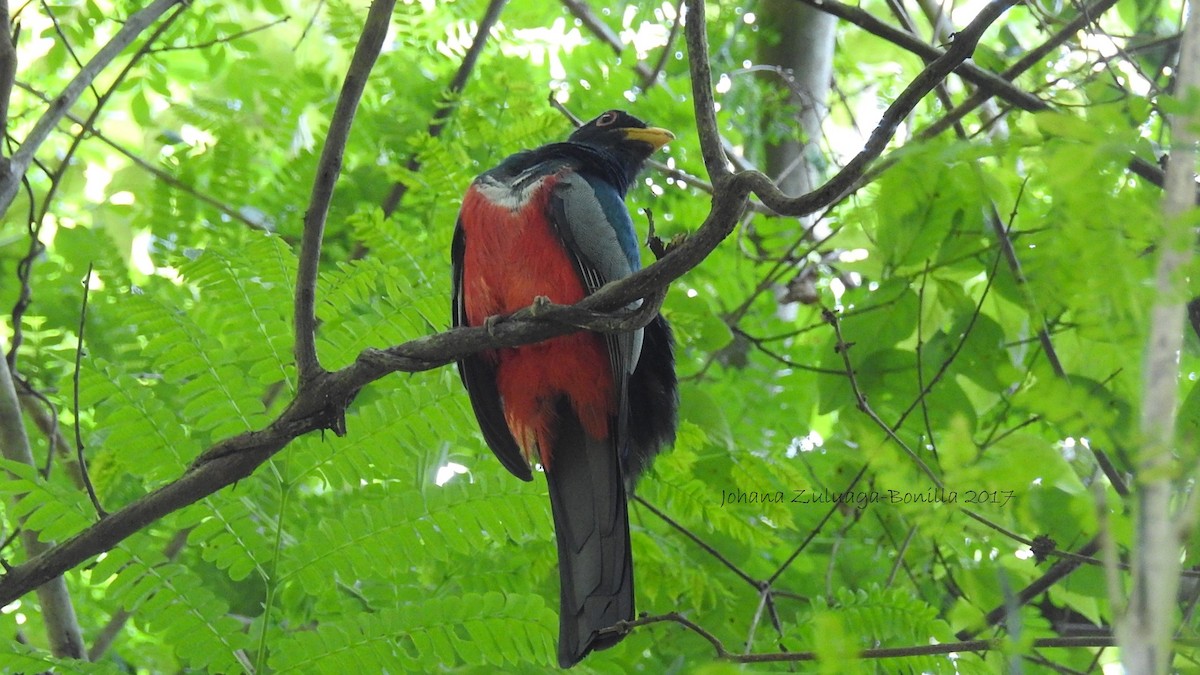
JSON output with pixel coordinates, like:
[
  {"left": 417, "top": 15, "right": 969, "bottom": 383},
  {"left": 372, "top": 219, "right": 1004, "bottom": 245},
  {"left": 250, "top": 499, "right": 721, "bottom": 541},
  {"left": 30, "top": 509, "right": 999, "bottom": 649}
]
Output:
[
  {"left": 607, "top": 611, "right": 1129, "bottom": 663},
  {"left": 0, "top": 0, "right": 185, "bottom": 218},
  {"left": 789, "top": 0, "right": 1044, "bottom": 114},
  {"left": 146, "top": 16, "right": 290, "bottom": 53},
  {"left": 1118, "top": 0, "right": 1200, "bottom": 669},
  {"left": 0, "top": 0, "right": 16, "bottom": 159},
  {"left": 294, "top": 0, "right": 396, "bottom": 384},
  {"left": 0, "top": 335, "right": 86, "bottom": 659}
]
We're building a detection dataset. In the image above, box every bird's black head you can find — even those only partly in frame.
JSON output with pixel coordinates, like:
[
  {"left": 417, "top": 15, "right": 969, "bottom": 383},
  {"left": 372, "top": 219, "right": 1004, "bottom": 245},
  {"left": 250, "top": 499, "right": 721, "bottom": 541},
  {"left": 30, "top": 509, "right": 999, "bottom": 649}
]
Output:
[
  {"left": 565, "top": 110, "right": 673, "bottom": 189},
  {"left": 568, "top": 110, "right": 674, "bottom": 155}
]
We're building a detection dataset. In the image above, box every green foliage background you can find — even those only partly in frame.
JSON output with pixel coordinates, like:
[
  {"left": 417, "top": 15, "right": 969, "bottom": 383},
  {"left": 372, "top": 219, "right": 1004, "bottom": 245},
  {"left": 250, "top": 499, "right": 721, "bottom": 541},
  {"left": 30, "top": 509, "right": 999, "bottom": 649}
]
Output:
[{"left": 1, "top": 0, "right": 1196, "bottom": 671}]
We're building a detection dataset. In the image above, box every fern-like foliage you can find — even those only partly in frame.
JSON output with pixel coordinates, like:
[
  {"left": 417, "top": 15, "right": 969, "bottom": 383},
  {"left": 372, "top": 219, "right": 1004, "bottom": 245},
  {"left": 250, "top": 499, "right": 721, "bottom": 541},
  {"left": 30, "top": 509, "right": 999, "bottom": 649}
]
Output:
[
  {"left": 794, "top": 585, "right": 958, "bottom": 673},
  {"left": 267, "top": 592, "right": 556, "bottom": 672},
  {"left": 88, "top": 545, "right": 252, "bottom": 673}
]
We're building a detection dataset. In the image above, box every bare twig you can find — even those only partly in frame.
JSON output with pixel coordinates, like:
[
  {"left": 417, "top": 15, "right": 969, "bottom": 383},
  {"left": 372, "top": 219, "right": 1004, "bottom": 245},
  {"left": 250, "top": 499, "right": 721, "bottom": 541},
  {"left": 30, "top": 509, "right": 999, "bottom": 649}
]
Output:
[
  {"left": 730, "top": 0, "right": 1021, "bottom": 214},
  {"left": 12, "top": 375, "right": 65, "bottom": 480},
  {"left": 147, "top": 16, "right": 289, "bottom": 53},
  {"left": 39, "top": 1, "right": 101, "bottom": 103},
  {"left": 294, "top": 0, "right": 397, "bottom": 384},
  {"left": 380, "top": 0, "right": 508, "bottom": 218},
  {"left": 824, "top": 307, "right": 941, "bottom": 484},
  {"left": 789, "top": 0, "right": 1045, "bottom": 113},
  {"left": 72, "top": 265, "right": 105, "bottom": 518},
  {"left": 35, "top": 4, "right": 188, "bottom": 228},
  {"left": 633, "top": 495, "right": 758, "bottom": 587},
  {"left": 605, "top": 611, "right": 1126, "bottom": 662},
  {"left": 795, "top": 0, "right": 1167, "bottom": 192},
  {"left": 293, "top": 0, "right": 326, "bottom": 50},
  {"left": 14, "top": 80, "right": 265, "bottom": 230}
]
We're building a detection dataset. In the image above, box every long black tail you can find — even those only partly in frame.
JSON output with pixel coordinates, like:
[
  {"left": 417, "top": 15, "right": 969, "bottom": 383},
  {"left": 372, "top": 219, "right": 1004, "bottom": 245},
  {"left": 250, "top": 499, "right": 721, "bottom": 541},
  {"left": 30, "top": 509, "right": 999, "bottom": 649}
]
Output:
[{"left": 545, "top": 403, "right": 633, "bottom": 668}]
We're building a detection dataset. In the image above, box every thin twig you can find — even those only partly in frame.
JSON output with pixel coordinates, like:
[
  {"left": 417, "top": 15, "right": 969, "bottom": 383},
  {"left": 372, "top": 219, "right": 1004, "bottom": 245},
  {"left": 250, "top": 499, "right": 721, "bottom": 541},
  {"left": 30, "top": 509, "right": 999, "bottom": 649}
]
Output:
[
  {"left": 293, "top": 0, "right": 326, "bottom": 50},
  {"left": 606, "top": 611, "right": 1128, "bottom": 662},
  {"left": 12, "top": 376, "right": 62, "bottom": 479},
  {"left": 824, "top": 307, "right": 941, "bottom": 484},
  {"left": 35, "top": 3, "right": 188, "bottom": 228},
  {"left": 73, "top": 264, "right": 105, "bottom": 518},
  {"left": 13, "top": 80, "right": 265, "bottom": 230},
  {"left": 380, "top": 0, "right": 508, "bottom": 218},
  {"left": 147, "top": 16, "right": 289, "bottom": 52},
  {"left": 632, "top": 495, "right": 758, "bottom": 587},
  {"left": 39, "top": 0, "right": 101, "bottom": 102},
  {"left": 768, "top": 465, "right": 869, "bottom": 585}
]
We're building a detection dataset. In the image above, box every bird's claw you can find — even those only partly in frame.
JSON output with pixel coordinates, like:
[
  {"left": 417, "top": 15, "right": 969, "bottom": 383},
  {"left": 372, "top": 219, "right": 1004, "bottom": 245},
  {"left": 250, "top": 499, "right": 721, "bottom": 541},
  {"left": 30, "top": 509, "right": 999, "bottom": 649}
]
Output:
[
  {"left": 484, "top": 315, "right": 500, "bottom": 336},
  {"left": 530, "top": 295, "right": 553, "bottom": 316}
]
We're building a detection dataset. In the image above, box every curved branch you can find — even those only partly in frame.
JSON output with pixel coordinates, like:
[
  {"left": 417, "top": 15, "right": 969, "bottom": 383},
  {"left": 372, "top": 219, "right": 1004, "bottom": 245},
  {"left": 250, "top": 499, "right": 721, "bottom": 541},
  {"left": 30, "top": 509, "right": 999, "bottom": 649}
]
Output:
[
  {"left": 294, "top": 0, "right": 396, "bottom": 383},
  {"left": 738, "top": 0, "right": 1020, "bottom": 215},
  {"left": 683, "top": 0, "right": 730, "bottom": 180}
]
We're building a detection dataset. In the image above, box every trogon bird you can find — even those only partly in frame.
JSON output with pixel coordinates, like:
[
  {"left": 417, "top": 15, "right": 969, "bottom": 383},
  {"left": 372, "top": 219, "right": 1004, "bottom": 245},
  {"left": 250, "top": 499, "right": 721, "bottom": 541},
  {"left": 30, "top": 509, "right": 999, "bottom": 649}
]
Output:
[{"left": 451, "top": 110, "right": 679, "bottom": 668}]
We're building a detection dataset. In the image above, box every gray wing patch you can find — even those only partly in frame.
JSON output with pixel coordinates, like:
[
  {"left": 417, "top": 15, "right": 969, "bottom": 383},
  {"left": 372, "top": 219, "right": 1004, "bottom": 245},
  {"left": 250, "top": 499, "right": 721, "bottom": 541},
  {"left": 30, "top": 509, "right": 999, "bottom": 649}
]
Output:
[{"left": 550, "top": 173, "right": 644, "bottom": 373}]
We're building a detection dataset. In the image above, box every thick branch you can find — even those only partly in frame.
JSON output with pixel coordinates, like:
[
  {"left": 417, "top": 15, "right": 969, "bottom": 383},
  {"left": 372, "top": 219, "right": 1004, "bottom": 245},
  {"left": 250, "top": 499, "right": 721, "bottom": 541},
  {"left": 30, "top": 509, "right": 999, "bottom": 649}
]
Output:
[
  {"left": 1118, "top": 0, "right": 1200, "bottom": 669},
  {"left": 0, "top": 337, "right": 86, "bottom": 659},
  {"left": 0, "top": 292, "right": 666, "bottom": 606},
  {"left": 294, "top": 0, "right": 396, "bottom": 383},
  {"left": 0, "top": 0, "right": 15, "bottom": 157},
  {"left": 683, "top": 0, "right": 730, "bottom": 180},
  {"left": 0, "top": 0, "right": 184, "bottom": 218}
]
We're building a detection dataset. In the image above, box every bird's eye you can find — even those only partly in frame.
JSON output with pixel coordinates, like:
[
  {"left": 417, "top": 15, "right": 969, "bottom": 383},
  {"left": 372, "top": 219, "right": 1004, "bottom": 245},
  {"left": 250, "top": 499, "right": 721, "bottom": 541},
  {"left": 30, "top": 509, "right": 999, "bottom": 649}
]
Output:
[{"left": 596, "top": 111, "right": 619, "bottom": 127}]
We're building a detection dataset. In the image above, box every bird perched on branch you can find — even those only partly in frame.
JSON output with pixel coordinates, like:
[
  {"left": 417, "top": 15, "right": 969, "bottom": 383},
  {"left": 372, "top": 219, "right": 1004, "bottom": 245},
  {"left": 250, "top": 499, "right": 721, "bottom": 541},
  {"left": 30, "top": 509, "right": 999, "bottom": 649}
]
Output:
[{"left": 451, "top": 110, "right": 679, "bottom": 667}]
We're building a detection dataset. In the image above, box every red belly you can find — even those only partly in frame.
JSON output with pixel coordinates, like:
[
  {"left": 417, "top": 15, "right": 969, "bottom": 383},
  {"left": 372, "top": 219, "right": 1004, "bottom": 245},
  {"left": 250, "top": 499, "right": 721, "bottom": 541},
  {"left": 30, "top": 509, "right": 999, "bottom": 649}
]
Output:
[{"left": 459, "top": 177, "right": 614, "bottom": 467}]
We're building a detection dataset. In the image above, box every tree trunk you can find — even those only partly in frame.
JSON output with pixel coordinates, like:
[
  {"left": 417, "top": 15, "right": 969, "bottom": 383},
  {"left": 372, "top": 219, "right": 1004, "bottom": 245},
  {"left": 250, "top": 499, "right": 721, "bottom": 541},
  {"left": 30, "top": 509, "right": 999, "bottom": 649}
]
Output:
[{"left": 757, "top": 0, "right": 836, "bottom": 197}]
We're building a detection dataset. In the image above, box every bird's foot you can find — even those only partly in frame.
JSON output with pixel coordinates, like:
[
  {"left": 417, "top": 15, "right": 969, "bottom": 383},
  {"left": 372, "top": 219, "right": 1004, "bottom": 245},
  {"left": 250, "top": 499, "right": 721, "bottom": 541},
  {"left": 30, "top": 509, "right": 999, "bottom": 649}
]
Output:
[
  {"left": 530, "top": 295, "right": 553, "bottom": 316},
  {"left": 483, "top": 314, "right": 501, "bottom": 336}
]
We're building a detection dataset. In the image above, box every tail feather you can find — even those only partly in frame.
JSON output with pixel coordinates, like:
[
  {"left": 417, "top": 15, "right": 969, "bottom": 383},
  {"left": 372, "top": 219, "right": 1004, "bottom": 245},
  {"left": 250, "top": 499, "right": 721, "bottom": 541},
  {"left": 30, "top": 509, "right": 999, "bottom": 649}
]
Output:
[{"left": 545, "top": 401, "right": 633, "bottom": 668}]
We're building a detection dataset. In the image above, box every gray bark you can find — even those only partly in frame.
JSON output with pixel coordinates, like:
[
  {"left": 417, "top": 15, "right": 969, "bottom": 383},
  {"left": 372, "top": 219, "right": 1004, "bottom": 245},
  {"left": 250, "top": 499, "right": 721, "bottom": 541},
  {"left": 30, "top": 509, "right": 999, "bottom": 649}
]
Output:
[
  {"left": 1117, "top": 1, "right": 1200, "bottom": 671},
  {"left": 757, "top": 0, "right": 837, "bottom": 196},
  {"left": 0, "top": 339, "right": 86, "bottom": 659}
]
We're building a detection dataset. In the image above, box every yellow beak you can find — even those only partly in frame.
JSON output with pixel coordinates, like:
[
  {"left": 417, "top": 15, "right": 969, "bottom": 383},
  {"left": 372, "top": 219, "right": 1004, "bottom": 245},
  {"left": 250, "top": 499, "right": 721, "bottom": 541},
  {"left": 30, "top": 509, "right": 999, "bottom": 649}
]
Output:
[{"left": 623, "top": 127, "right": 675, "bottom": 150}]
